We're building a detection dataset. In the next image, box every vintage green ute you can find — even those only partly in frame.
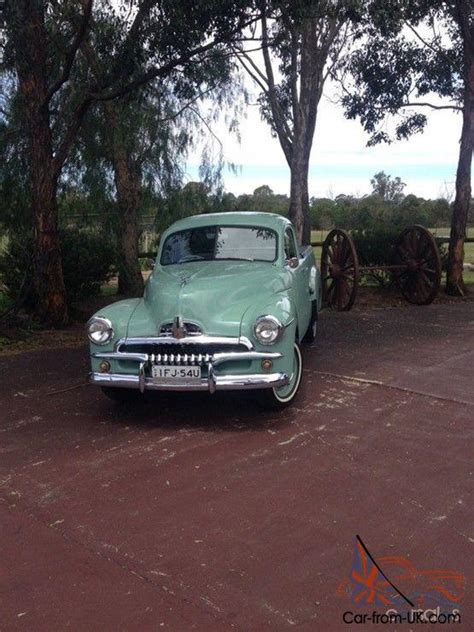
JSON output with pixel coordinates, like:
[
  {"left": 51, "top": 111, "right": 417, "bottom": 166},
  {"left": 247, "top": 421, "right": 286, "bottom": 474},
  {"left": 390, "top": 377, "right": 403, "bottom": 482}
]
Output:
[{"left": 87, "top": 212, "right": 321, "bottom": 408}]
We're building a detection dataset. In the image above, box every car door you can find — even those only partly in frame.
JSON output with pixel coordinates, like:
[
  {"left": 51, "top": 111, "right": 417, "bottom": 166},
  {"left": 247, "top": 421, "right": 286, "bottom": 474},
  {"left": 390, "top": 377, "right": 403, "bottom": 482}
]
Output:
[{"left": 283, "top": 226, "right": 311, "bottom": 338}]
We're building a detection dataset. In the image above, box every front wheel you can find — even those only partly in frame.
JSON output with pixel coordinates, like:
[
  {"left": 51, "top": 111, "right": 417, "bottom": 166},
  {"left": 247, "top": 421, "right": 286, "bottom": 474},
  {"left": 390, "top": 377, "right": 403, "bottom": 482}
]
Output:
[{"left": 256, "top": 343, "right": 303, "bottom": 409}]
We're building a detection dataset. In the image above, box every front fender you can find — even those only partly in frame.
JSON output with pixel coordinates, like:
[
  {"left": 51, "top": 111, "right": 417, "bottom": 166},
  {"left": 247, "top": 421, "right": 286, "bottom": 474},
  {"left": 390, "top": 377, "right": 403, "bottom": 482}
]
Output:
[
  {"left": 240, "top": 294, "right": 297, "bottom": 377},
  {"left": 88, "top": 298, "right": 141, "bottom": 371}
]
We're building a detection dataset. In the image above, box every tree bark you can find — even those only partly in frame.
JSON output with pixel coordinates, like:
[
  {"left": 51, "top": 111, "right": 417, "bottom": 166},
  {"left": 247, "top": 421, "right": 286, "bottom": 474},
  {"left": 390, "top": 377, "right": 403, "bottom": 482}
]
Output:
[
  {"left": 104, "top": 103, "right": 144, "bottom": 297},
  {"left": 289, "top": 148, "right": 311, "bottom": 245},
  {"left": 15, "top": 1, "right": 68, "bottom": 326},
  {"left": 446, "top": 10, "right": 473, "bottom": 296}
]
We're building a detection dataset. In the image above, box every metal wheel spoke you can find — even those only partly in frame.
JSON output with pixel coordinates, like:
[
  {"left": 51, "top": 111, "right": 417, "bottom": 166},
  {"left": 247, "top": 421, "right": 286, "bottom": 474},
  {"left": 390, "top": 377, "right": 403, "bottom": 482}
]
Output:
[
  {"left": 397, "top": 269, "right": 411, "bottom": 279},
  {"left": 420, "top": 270, "right": 435, "bottom": 287},
  {"left": 341, "top": 272, "right": 355, "bottom": 282},
  {"left": 403, "top": 233, "right": 416, "bottom": 257},
  {"left": 341, "top": 263, "right": 355, "bottom": 272}
]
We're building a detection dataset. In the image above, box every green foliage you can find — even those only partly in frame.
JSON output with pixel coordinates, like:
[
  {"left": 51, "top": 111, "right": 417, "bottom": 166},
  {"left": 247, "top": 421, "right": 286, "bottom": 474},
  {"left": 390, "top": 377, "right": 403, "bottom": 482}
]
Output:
[
  {"left": 0, "top": 235, "right": 32, "bottom": 304},
  {"left": 61, "top": 229, "right": 117, "bottom": 301},
  {"left": 351, "top": 226, "right": 400, "bottom": 287},
  {"left": 155, "top": 182, "right": 213, "bottom": 233},
  {"left": 0, "top": 229, "right": 117, "bottom": 305},
  {"left": 309, "top": 191, "right": 456, "bottom": 232},
  {"left": 341, "top": 1, "right": 463, "bottom": 145}
]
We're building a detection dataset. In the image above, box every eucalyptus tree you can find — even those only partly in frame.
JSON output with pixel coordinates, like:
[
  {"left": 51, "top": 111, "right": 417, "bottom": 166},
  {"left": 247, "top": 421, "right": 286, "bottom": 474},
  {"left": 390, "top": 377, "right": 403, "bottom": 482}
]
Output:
[
  {"left": 76, "top": 4, "right": 245, "bottom": 297},
  {"left": 75, "top": 75, "right": 241, "bottom": 297},
  {"left": 1, "top": 0, "right": 260, "bottom": 325},
  {"left": 340, "top": 0, "right": 472, "bottom": 295},
  {"left": 235, "top": 0, "right": 360, "bottom": 244},
  {"left": 370, "top": 171, "right": 406, "bottom": 203}
]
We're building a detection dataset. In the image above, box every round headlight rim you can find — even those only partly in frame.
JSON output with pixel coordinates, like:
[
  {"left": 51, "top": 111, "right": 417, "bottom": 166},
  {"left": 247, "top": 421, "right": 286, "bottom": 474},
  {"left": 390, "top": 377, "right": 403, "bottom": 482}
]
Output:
[
  {"left": 86, "top": 316, "right": 114, "bottom": 346},
  {"left": 253, "top": 314, "right": 284, "bottom": 346}
]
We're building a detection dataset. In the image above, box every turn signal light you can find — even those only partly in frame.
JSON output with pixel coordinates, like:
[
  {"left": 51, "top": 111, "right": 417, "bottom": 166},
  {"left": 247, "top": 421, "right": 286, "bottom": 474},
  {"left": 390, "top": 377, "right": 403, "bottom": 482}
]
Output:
[{"left": 99, "top": 360, "right": 111, "bottom": 373}]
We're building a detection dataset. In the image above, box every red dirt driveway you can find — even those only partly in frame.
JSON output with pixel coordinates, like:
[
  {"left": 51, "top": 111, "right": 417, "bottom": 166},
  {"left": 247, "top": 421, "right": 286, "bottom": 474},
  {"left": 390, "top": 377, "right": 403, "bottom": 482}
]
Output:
[{"left": 0, "top": 301, "right": 472, "bottom": 631}]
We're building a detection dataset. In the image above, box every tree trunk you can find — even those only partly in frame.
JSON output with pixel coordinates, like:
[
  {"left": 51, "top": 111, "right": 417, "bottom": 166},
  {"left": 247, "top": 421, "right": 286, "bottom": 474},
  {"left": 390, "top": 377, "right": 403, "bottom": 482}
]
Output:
[
  {"left": 446, "top": 11, "right": 473, "bottom": 296},
  {"left": 15, "top": 1, "right": 68, "bottom": 326},
  {"left": 104, "top": 103, "right": 144, "bottom": 297},
  {"left": 289, "top": 149, "right": 311, "bottom": 245},
  {"left": 116, "top": 185, "right": 144, "bottom": 297},
  {"left": 302, "top": 176, "right": 312, "bottom": 245},
  {"left": 31, "top": 150, "right": 67, "bottom": 326}
]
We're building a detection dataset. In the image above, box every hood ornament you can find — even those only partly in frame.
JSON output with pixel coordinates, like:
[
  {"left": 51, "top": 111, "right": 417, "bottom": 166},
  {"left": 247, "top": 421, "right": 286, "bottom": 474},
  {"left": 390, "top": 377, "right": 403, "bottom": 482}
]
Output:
[
  {"left": 179, "top": 273, "right": 191, "bottom": 287},
  {"left": 171, "top": 315, "right": 186, "bottom": 339}
]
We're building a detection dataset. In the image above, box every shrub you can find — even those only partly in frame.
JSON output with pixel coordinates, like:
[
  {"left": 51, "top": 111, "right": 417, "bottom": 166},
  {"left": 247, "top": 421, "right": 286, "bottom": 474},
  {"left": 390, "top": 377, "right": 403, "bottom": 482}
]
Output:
[
  {"left": 0, "top": 228, "right": 117, "bottom": 306},
  {"left": 351, "top": 226, "right": 399, "bottom": 288},
  {"left": 61, "top": 229, "right": 117, "bottom": 300}
]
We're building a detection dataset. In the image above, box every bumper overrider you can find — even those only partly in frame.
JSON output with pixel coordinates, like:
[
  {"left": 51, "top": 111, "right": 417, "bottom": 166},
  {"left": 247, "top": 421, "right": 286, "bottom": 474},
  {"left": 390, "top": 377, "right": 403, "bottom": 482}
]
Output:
[{"left": 89, "top": 335, "right": 289, "bottom": 394}]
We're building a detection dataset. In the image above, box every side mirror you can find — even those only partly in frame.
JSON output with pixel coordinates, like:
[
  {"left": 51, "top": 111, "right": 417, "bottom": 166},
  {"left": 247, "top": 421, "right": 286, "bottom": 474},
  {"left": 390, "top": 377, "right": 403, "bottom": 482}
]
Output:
[{"left": 287, "top": 257, "right": 299, "bottom": 269}]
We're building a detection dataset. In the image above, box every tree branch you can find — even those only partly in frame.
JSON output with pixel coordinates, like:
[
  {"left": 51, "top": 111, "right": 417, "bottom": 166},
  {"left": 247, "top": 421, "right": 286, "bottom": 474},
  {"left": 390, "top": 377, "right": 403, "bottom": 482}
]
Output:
[
  {"left": 234, "top": 48, "right": 269, "bottom": 86},
  {"left": 402, "top": 101, "right": 462, "bottom": 111},
  {"left": 188, "top": 106, "right": 223, "bottom": 150},
  {"left": 235, "top": 57, "right": 267, "bottom": 94},
  {"left": 91, "top": 14, "right": 261, "bottom": 102},
  {"left": 156, "top": 86, "right": 217, "bottom": 123},
  {"left": 45, "top": 0, "right": 93, "bottom": 103},
  {"left": 53, "top": 97, "right": 93, "bottom": 178},
  {"left": 260, "top": 3, "right": 293, "bottom": 163},
  {"left": 104, "top": 0, "right": 160, "bottom": 89},
  {"left": 288, "top": 22, "right": 300, "bottom": 126},
  {"left": 404, "top": 20, "right": 462, "bottom": 73}
]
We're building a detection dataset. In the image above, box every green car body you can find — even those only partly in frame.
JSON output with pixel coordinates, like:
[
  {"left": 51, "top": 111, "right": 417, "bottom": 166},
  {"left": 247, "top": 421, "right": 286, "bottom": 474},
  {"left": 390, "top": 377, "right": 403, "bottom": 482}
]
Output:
[{"left": 88, "top": 212, "right": 321, "bottom": 406}]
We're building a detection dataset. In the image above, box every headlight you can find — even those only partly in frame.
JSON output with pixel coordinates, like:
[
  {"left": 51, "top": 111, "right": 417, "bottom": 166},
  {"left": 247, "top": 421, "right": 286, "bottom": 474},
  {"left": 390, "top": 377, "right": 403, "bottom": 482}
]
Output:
[
  {"left": 253, "top": 315, "right": 283, "bottom": 345},
  {"left": 86, "top": 317, "right": 114, "bottom": 345}
]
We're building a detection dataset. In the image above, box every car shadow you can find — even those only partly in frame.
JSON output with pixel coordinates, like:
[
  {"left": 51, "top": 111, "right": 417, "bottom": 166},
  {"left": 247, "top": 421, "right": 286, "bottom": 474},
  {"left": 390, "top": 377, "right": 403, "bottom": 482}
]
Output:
[{"left": 93, "top": 389, "right": 294, "bottom": 434}]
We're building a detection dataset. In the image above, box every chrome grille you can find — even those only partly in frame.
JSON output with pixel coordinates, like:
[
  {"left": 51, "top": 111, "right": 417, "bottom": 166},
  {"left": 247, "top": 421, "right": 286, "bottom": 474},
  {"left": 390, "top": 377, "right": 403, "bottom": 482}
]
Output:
[
  {"left": 152, "top": 352, "right": 212, "bottom": 366},
  {"left": 119, "top": 342, "right": 247, "bottom": 356},
  {"left": 116, "top": 337, "right": 252, "bottom": 366}
]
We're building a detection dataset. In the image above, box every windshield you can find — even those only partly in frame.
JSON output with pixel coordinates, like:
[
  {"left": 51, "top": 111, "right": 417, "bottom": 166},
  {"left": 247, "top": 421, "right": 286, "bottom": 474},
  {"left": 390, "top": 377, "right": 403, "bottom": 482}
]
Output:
[{"left": 160, "top": 225, "right": 278, "bottom": 265}]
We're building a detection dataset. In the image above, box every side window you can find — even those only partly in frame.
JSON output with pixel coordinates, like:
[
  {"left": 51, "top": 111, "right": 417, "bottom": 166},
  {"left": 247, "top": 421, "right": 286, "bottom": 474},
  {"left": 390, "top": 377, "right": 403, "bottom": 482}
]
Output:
[{"left": 284, "top": 227, "right": 297, "bottom": 260}]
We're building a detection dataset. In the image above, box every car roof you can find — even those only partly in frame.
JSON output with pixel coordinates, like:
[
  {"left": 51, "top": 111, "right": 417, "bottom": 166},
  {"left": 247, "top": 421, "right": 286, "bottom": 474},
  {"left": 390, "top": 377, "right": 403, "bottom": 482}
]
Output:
[{"left": 166, "top": 212, "right": 292, "bottom": 233}]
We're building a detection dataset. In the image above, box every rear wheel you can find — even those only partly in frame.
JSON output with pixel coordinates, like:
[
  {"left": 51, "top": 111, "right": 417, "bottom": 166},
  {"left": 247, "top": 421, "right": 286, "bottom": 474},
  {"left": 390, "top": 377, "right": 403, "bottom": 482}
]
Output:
[
  {"left": 100, "top": 387, "right": 143, "bottom": 403},
  {"left": 256, "top": 343, "right": 302, "bottom": 409}
]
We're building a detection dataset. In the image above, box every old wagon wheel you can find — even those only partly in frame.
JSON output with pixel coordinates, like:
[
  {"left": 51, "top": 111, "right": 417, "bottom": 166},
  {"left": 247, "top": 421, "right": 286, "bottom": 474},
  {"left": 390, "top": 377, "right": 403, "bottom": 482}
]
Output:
[
  {"left": 393, "top": 225, "right": 442, "bottom": 305},
  {"left": 321, "top": 229, "right": 359, "bottom": 311}
]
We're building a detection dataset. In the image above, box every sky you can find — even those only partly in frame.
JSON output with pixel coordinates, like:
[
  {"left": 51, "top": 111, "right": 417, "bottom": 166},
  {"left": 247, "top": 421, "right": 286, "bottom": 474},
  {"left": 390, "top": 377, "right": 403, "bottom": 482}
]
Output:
[{"left": 186, "top": 82, "right": 463, "bottom": 201}]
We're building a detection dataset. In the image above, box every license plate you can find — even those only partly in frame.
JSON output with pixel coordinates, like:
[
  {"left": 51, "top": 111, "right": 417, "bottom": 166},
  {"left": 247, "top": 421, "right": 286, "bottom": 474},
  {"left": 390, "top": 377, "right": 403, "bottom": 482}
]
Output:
[{"left": 152, "top": 365, "right": 201, "bottom": 381}]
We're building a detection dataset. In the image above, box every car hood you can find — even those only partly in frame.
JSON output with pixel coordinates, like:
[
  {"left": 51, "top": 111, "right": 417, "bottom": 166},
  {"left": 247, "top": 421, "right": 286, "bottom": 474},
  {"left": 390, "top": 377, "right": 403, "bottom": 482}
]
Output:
[{"left": 127, "top": 260, "right": 290, "bottom": 338}]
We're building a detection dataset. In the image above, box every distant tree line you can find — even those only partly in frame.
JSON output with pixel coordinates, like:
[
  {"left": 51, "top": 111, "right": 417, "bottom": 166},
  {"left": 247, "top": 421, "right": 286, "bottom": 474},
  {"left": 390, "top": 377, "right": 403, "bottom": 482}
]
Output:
[{"left": 52, "top": 172, "right": 473, "bottom": 236}]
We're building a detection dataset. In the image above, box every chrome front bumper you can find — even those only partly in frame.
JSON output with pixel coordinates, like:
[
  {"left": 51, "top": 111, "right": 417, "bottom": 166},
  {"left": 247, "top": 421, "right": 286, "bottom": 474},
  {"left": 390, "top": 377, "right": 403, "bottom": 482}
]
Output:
[
  {"left": 90, "top": 338, "right": 289, "bottom": 394},
  {"left": 89, "top": 371, "right": 289, "bottom": 393}
]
